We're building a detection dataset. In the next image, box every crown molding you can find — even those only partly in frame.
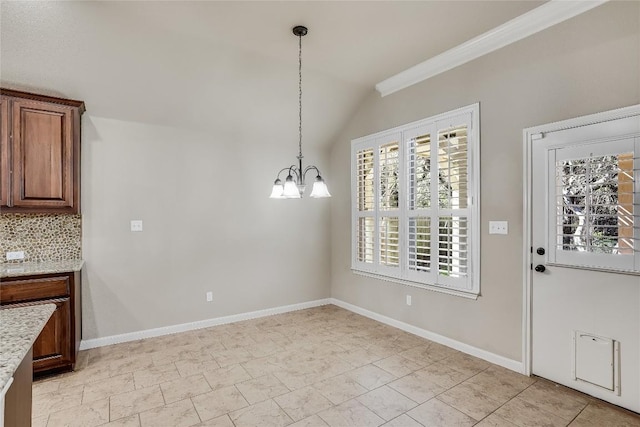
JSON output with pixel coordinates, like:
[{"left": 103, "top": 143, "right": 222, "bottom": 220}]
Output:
[{"left": 375, "top": 0, "right": 608, "bottom": 97}]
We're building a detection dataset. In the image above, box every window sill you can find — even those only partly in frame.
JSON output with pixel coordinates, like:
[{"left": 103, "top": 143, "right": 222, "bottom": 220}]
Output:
[{"left": 351, "top": 269, "right": 479, "bottom": 300}]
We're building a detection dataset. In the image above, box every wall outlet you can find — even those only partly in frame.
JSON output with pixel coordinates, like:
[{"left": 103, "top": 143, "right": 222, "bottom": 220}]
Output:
[
  {"left": 206, "top": 291, "right": 213, "bottom": 302},
  {"left": 489, "top": 220, "right": 508, "bottom": 235},
  {"left": 406, "top": 295, "right": 412, "bottom": 306},
  {"left": 130, "top": 220, "right": 143, "bottom": 232},
  {"left": 6, "top": 251, "right": 25, "bottom": 261}
]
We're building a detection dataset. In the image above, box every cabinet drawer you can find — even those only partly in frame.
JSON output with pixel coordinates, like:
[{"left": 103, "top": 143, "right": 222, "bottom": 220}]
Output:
[{"left": 0, "top": 276, "right": 69, "bottom": 303}]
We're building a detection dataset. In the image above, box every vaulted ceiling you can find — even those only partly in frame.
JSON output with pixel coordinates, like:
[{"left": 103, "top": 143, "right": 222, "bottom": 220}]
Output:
[{"left": 1, "top": 1, "right": 542, "bottom": 148}]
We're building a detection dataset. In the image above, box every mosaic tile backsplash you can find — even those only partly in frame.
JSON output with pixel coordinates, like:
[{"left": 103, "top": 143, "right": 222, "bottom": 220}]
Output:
[{"left": 0, "top": 214, "right": 82, "bottom": 263}]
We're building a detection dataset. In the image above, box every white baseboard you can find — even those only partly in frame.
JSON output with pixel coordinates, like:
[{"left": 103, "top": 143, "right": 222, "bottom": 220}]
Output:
[
  {"left": 330, "top": 298, "right": 525, "bottom": 374},
  {"left": 80, "top": 298, "right": 332, "bottom": 350}
]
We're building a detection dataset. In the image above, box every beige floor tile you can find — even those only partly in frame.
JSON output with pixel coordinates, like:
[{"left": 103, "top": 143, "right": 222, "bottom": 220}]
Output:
[
  {"left": 356, "top": 385, "right": 418, "bottom": 421},
  {"left": 108, "top": 354, "right": 155, "bottom": 376},
  {"left": 414, "top": 363, "right": 471, "bottom": 389},
  {"left": 229, "top": 398, "right": 293, "bottom": 427},
  {"left": 133, "top": 363, "right": 181, "bottom": 389},
  {"left": 337, "top": 347, "right": 385, "bottom": 367},
  {"left": 235, "top": 374, "right": 290, "bottom": 404},
  {"left": 388, "top": 372, "right": 446, "bottom": 403},
  {"left": 466, "top": 366, "right": 536, "bottom": 401},
  {"left": 32, "top": 378, "right": 61, "bottom": 396},
  {"left": 161, "top": 374, "right": 212, "bottom": 404},
  {"left": 373, "top": 355, "right": 424, "bottom": 377},
  {"left": 191, "top": 385, "right": 249, "bottom": 421},
  {"left": 569, "top": 401, "right": 640, "bottom": 426},
  {"left": 399, "top": 344, "right": 448, "bottom": 365},
  {"left": 288, "top": 414, "right": 330, "bottom": 426},
  {"left": 32, "top": 384, "right": 84, "bottom": 418},
  {"left": 192, "top": 414, "right": 235, "bottom": 427},
  {"left": 437, "top": 381, "right": 504, "bottom": 421},
  {"left": 211, "top": 347, "right": 253, "bottom": 367},
  {"left": 245, "top": 340, "right": 284, "bottom": 358},
  {"left": 241, "top": 356, "right": 282, "bottom": 378},
  {"left": 101, "top": 414, "right": 141, "bottom": 426},
  {"left": 82, "top": 373, "right": 135, "bottom": 403},
  {"left": 318, "top": 399, "right": 385, "bottom": 427},
  {"left": 56, "top": 364, "right": 112, "bottom": 388},
  {"left": 312, "top": 374, "right": 368, "bottom": 405},
  {"left": 29, "top": 307, "right": 640, "bottom": 427},
  {"left": 474, "top": 413, "right": 518, "bottom": 426},
  {"left": 381, "top": 414, "right": 423, "bottom": 427},
  {"left": 31, "top": 414, "right": 49, "bottom": 427},
  {"left": 47, "top": 398, "right": 109, "bottom": 427},
  {"left": 175, "top": 357, "right": 221, "bottom": 377},
  {"left": 346, "top": 364, "right": 397, "bottom": 390},
  {"left": 110, "top": 384, "right": 165, "bottom": 421},
  {"left": 495, "top": 397, "right": 567, "bottom": 427},
  {"left": 203, "top": 364, "right": 253, "bottom": 390},
  {"left": 274, "top": 386, "right": 334, "bottom": 421},
  {"left": 517, "top": 380, "right": 588, "bottom": 421},
  {"left": 152, "top": 346, "right": 213, "bottom": 366},
  {"left": 407, "top": 399, "right": 476, "bottom": 427},
  {"left": 139, "top": 398, "right": 201, "bottom": 427},
  {"left": 441, "top": 352, "right": 490, "bottom": 377}
]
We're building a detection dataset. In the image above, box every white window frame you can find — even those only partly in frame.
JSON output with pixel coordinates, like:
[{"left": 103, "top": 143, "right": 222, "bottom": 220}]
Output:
[{"left": 351, "top": 103, "right": 480, "bottom": 299}]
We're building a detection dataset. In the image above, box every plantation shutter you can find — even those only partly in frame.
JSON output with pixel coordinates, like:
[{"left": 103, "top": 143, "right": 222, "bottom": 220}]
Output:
[
  {"left": 435, "top": 117, "right": 471, "bottom": 289},
  {"left": 351, "top": 104, "right": 479, "bottom": 297}
]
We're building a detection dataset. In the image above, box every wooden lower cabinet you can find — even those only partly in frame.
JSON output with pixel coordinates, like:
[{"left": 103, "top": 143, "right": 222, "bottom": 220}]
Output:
[
  {"left": 31, "top": 298, "right": 72, "bottom": 373},
  {"left": 0, "top": 271, "right": 81, "bottom": 375}
]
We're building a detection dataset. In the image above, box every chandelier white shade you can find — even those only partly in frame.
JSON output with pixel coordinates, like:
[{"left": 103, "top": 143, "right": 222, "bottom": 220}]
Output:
[{"left": 269, "top": 25, "right": 330, "bottom": 200}]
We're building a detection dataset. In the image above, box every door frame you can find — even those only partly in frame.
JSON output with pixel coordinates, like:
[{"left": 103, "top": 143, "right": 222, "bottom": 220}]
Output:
[{"left": 522, "top": 104, "right": 640, "bottom": 376}]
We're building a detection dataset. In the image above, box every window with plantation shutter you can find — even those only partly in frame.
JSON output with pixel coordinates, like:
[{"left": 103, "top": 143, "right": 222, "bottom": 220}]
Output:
[{"left": 351, "top": 104, "right": 480, "bottom": 297}]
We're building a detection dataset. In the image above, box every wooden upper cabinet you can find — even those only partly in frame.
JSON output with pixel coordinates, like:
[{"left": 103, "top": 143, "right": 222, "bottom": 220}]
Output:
[{"left": 0, "top": 89, "right": 84, "bottom": 213}]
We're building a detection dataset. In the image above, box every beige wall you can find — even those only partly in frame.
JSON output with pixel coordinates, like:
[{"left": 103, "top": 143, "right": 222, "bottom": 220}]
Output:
[
  {"left": 81, "top": 116, "right": 331, "bottom": 339},
  {"left": 329, "top": 1, "right": 640, "bottom": 362}
]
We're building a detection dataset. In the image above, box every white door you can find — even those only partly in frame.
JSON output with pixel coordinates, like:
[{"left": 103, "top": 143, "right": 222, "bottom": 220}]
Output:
[{"left": 530, "top": 111, "right": 640, "bottom": 412}]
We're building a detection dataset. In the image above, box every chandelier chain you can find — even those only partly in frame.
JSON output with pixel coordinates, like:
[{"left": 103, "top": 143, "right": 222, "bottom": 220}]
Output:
[{"left": 298, "top": 32, "right": 303, "bottom": 160}]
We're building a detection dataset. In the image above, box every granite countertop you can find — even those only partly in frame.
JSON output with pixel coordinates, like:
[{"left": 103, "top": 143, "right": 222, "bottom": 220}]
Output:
[
  {"left": 0, "top": 259, "right": 84, "bottom": 278},
  {"left": 0, "top": 304, "right": 56, "bottom": 391}
]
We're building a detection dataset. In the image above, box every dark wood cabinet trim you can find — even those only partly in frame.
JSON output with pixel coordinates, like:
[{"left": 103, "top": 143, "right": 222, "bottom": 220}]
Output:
[{"left": 0, "top": 88, "right": 85, "bottom": 114}]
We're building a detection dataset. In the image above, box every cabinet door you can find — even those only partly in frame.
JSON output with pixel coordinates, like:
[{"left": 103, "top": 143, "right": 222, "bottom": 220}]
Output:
[
  {"left": 31, "top": 298, "right": 72, "bottom": 373},
  {"left": 11, "top": 99, "right": 76, "bottom": 210},
  {"left": 0, "top": 96, "right": 9, "bottom": 206}
]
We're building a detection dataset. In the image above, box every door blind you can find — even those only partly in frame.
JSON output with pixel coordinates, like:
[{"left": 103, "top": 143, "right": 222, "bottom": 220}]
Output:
[{"left": 555, "top": 152, "right": 637, "bottom": 255}]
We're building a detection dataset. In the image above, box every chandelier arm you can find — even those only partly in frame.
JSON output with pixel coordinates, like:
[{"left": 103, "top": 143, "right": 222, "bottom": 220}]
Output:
[
  {"left": 274, "top": 167, "right": 292, "bottom": 181},
  {"left": 288, "top": 165, "right": 302, "bottom": 182},
  {"left": 302, "top": 165, "right": 321, "bottom": 181}
]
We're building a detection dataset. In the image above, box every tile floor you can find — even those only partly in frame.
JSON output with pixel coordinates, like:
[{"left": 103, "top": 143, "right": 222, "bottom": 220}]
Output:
[{"left": 32, "top": 305, "right": 640, "bottom": 427}]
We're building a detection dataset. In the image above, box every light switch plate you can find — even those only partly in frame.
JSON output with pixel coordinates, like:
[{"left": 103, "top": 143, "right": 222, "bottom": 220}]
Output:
[
  {"left": 489, "top": 221, "right": 508, "bottom": 235},
  {"left": 130, "top": 220, "right": 143, "bottom": 232}
]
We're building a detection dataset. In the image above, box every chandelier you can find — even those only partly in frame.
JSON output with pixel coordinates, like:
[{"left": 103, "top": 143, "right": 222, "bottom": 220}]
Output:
[{"left": 270, "top": 26, "right": 331, "bottom": 199}]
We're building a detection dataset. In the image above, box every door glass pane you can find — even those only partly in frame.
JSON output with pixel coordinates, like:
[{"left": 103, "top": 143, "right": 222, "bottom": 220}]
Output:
[
  {"left": 380, "top": 142, "right": 399, "bottom": 210},
  {"left": 408, "top": 134, "right": 431, "bottom": 210},
  {"left": 380, "top": 217, "right": 399, "bottom": 266},
  {"left": 438, "top": 126, "right": 468, "bottom": 209},
  {"left": 556, "top": 153, "right": 635, "bottom": 255}
]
